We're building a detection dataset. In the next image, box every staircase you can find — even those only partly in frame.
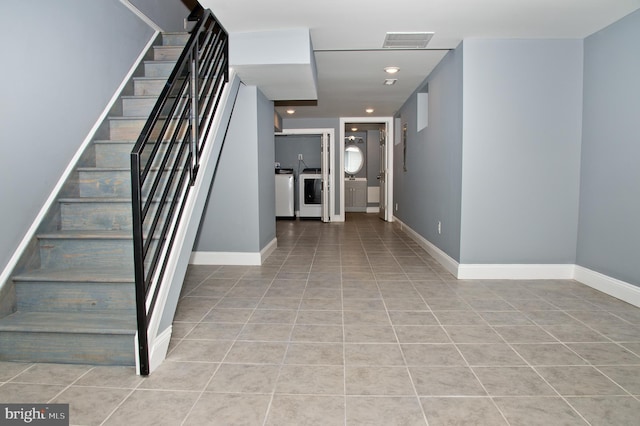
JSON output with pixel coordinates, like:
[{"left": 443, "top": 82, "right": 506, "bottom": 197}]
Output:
[{"left": 0, "top": 33, "right": 189, "bottom": 366}]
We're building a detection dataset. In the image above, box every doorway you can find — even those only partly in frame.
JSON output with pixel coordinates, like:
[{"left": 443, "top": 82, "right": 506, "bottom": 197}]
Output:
[
  {"left": 275, "top": 128, "right": 334, "bottom": 222},
  {"left": 339, "top": 117, "right": 394, "bottom": 222}
]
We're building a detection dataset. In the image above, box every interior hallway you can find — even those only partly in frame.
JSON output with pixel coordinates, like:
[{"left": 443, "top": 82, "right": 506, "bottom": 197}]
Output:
[{"left": 1, "top": 213, "right": 639, "bottom": 425}]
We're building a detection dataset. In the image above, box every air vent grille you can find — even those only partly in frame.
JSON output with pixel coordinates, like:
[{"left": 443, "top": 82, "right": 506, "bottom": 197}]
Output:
[{"left": 382, "top": 32, "right": 434, "bottom": 49}]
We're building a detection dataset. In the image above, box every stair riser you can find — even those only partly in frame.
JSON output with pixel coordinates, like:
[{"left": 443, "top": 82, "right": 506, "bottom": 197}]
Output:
[
  {"left": 134, "top": 78, "right": 167, "bottom": 96},
  {"left": 122, "top": 97, "right": 157, "bottom": 116},
  {"left": 144, "top": 61, "right": 175, "bottom": 78},
  {"left": 61, "top": 202, "right": 133, "bottom": 231},
  {"left": 162, "top": 33, "right": 190, "bottom": 46},
  {"left": 38, "top": 238, "right": 134, "bottom": 271},
  {"left": 0, "top": 332, "right": 135, "bottom": 365},
  {"left": 78, "top": 170, "right": 173, "bottom": 198},
  {"left": 109, "top": 118, "right": 146, "bottom": 140},
  {"left": 109, "top": 116, "right": 187, "bottom": 141},
  {"left": 96, "top": 142, "right": 182, "bottom": 168},
  {"left": 60, "top": 201, "right": 167, "bottom": 232},
  {"left": 15, "top": 282, "right": 135, "bottom": 314},
  {"left": 153, "top": 46, "right": 183, "bottom": 61}
]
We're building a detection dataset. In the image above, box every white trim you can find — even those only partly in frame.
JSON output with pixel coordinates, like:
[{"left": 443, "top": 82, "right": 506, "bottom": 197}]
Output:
[
  {"left": 395, "top": 217, "right": 640, "bottom": 308},
  {"left": 119, "top": 0, "right": 163, "bottom": 32},
  {"left": 339, "top": 117, "right": 394, "bottom": 222},
  {"left": 147, "top": 325, "right": 172, "bottom": 373},
  {"left": 144, "top": 70, "right": 241, "bottom": 374},
  {"left": 366, "top": 207, "right": 380, "bottom": 214},
  {"left": 394, "top": 217, "right": 459, "bottom": 277},
  {"left": 457, "top": 264, "right": 575, "bottom": 280},
  {"left": 574, "top": 266, "right": 640, "bottom": 308},
  {"left": 276, "top": 128, "right": 335, "bottom": 222},
  {"left": 190, "top": 237, "right": 277, "bottom": 266},
  {"left": 0, "top": 32, "right": 159, "bottom": 293}
]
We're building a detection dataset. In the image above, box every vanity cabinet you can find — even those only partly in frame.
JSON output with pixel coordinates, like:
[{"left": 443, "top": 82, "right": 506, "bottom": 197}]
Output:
[{"left": 345, "top": 179, "right": 367, "bottom": 212}]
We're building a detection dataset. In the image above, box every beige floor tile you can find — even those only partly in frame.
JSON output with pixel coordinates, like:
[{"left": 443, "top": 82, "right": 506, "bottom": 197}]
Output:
[
  {"left": 402, "top": 344, "right": 466, "bottom": 366},
  {"left": 224, "top": 341, "right": 288, "bottom": 364},
  {"left": 445, "top": 325, "right": 504, "bottom": 343},
  {"left": 536, "top": 366, "right": 625, "bottom": 396},
  {"left": 345, "top": 343, "right": 405, "bottom": 366},
  {"left": 265, "top": 395, "right": 345, "bottom": 426},
  {"left": 394, "top": 325, "right": 451, "bottom": 343},
  {"left": 185, "top": 393, "right": 271, "bottom": 426},
  {"left": 0, "top": 383, "right": 65, "bottom": 403},
  {"left": 290, "top": 324, "right": 343, "bottom": 342},
  {"left": 566, "top": 396, "right": 640, "bottom": 426},
  {"left": 237, "top": 323, "right": 293, "bottom": 341},
  {"left": 137, "top": 361, "right": 217, "bottom": 391},
  {"left": 284, "top": 342, "right": 344, "bottom": 365},
  {"left": 207, "top": 363, "right": 279, "bottom": 393},
  {"left": 457, "top": 343, "right": 527, "bottom": 366},
  {"left": 598, "top": 365, "right": 640, "bottom": 394},
  {"left": 52, "top": 386, "right": 130, "bottom": 426},
  {"left": 346, "top": 366, "right": 415, "bottom": 395},
  {"left": 473, "top": 366, "right": 556, "bottom": 396},
  {"left": 422, "top": 397, "right": 507, "bottom": 425},
  {"left": 567, "top": 343, "right": 640, "bottom": 365},
  {"left": 511, "top": 343, "right": 589, "bottom": 366},
  {"left": 409, "top": 367, "right": 487, "bottom": 396},
  {"left": 493, "top": 396, "right": 587, "bottom": 425},
  {"left": 347, "top": 396, "right": 426, "bottom": 425},
  {"left": 102, "top": 389, "right": 198, "bottom": 426},
  {"left": 344, "top": 325, "right": 398, "bottom": 343},
  {"left": 276, "top": 364, "right": 343, "bottom": 394}
]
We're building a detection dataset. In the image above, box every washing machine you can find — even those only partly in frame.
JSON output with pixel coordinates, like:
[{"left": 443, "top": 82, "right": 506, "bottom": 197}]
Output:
[{"left": 275, "top": 168, "right": 295, "bottom": 217}]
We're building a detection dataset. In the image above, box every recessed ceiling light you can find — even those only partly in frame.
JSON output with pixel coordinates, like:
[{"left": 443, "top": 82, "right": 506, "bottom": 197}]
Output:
[
  {"left": 351, "top": 127, "right": 358, "bottom": 132},
  {"left": 384, "top": 79, "right": 397, "bottom": 86},
  {"left": 286, "top": 109, "right": 295, "bottom": 115},
  {"left": 365, "top": 108, "right": 374, "bottom": 114},
  {"left": 384, "top": 66, "right": 400, "bottom": 74}
]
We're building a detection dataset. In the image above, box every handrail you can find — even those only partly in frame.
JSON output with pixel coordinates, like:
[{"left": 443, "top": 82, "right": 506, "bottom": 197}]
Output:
[{"left": 130, "top": 8, "right": 228, "bottom": 376}]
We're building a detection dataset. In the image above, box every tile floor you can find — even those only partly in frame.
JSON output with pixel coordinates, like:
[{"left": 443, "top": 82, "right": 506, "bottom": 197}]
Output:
[{"left": 1, "top": 213, "right": 640, "bottom": 425}]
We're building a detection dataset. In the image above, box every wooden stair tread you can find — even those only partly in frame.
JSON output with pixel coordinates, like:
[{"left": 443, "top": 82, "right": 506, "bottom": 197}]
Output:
[
  {"left": 38, "top": 230, "right": 132, "bottom": 239},
  {"left": 0, "top": 311, "right": 136, "bottom": 334}
]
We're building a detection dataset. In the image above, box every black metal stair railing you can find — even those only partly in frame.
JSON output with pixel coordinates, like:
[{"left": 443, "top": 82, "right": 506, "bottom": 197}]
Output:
[{"left": 130, "top": 7, "right": 228, "bottom": 375}]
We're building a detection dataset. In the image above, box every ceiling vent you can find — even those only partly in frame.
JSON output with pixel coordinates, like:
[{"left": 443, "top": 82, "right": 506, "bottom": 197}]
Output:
[{"left": 382, "top": 32, "right": 434, "bottom": 49}]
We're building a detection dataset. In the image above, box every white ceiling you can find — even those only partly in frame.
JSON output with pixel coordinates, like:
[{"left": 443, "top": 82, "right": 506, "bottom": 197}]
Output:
[{"left": 202, "top": 0, "right": 640, "bottom": 119}]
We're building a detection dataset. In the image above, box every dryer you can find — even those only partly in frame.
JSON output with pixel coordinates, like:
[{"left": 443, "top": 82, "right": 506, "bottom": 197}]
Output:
[{"left": 298, "top": 168, "right": 322, "bottom": 218}]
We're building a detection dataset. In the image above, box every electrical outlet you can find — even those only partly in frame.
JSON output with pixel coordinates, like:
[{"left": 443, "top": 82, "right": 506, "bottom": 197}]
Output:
[
  {"left": 298, "top": 154, "right": 303, "bottom": 160},
  {"left": 437, "top": 221, "right": 442, "bottom": 234}
]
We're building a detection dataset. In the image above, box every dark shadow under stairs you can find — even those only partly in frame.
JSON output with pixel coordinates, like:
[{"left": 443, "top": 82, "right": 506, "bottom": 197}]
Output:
[{"left": 0, "top": 32, "right": 189, "bottom": 366}]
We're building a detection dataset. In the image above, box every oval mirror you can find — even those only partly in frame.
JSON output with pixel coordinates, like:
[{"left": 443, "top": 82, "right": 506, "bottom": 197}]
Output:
[{"left": 345, "top": 145, "right": 364, "bottom": 174}]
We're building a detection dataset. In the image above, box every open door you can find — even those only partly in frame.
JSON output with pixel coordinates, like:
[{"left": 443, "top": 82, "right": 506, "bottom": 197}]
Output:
[
  {"left": 378, "top": 129, "right": 387, "bottom": 221},
  {"left": 321, "top": 131, "right": 330, "bottom": 222}
]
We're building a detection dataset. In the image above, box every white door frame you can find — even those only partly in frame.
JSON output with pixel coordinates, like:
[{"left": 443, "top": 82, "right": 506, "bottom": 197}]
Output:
[
  {"left": 339, "top": 117, "right": 394, "bottom": 222},
  {"left": 276, "top": 128, "right": 335, "bottom": 222}
]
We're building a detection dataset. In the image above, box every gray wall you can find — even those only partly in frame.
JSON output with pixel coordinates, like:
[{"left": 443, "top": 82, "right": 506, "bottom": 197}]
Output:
[
  {"left": 130, "top": 0, "right": 195, "bottom": 32},
  {"left": 460, "top": 39, "right": 583, "bottom": 264},
  {"left": 256, "top": 87, "right": 277, "bottom": 248},
  {"left": 0, "top": 0, "right": 155, "bottom": 275},
  {"left": 394, "top": 46, "right": 464, "bottom": 261},
  {"left": 577, "top": 9, "right": 640, "bottom": 286},
  {"left": 366, "top": 130, "right": 380, "bottom": 188},
  {"left": 194, "top": 85, "right": 275, "bottom": 252}
]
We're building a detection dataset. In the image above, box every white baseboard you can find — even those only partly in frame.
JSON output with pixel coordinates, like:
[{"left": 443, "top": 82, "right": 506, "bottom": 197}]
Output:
[
  {"left": 189, "top": 237, "right": 278, "bottom": 266},
  {"left": 574, "top": 266, "right": 640, "bottom": 308},
  {"left": 394, "top": 217, "right": 459, "bottom": 277},
  {"left": 147, "top": 326, "right": 172, "bottom": 374},
  {"left": 394, "top": 217, "right": 640, "bottom": 308},
  {"left": 0, "top": 32, "right": 159, "bottom": 295},
  {"left": 457, "top": 264, "right": 575, "bottom": 280},
  {"left": 366, "top": 207, "right": 380, "bottom": 214}
]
